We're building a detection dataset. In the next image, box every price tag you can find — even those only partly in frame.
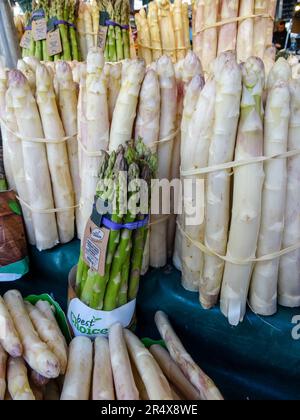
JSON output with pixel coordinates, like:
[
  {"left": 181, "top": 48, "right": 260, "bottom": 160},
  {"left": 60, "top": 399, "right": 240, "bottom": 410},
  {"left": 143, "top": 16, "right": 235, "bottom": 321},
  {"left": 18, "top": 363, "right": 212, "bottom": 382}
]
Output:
[
  {"left": 47, "top": 29, "right": 63, "bottom": 56},
  {"left": 32, "top": 18, "right": 47, "bottom": 41},
  {"left": 20, "top": 30, "right": 32, "bottom": 49},
  {"left": 97, "top": 26, "right": 108, "bottom": 51}
]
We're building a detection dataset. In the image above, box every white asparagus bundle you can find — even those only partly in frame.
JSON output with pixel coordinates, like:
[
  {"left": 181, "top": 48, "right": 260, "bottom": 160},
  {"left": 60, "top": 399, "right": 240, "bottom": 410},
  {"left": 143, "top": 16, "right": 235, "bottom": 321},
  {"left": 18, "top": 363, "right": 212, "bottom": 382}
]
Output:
[
  {"left": 25, "top": 302, "right": 68, "bottom": 375},
  {"left": 279, "top": 78, "right": 300, "bottom": 308},
  {"left": 263, "top": 46, "right": 276, "bottom": 83},
  {"left": 36, "top": 64, "right": 75, "bottom": 244},
  {"left": 202, "top": 0, "right": 218, "bottom": 74},
  {"left": 236, "top": 0, "right": 254, "bottom": 63},
  {"left": 173, "top": 0, "right": 186, "bottom": 61},
  {"left": 0, "top": 344, "right": 7, "bottom": 400},
  {"left": 150, "top": 56, "right": 177, "bottom": 268},
  {"left": 193, "top": 0, "right": 205, "bottom": 62},
  {"left": 109, "top": 60, "right": 145, "bottom": 152},
  {"left": 181, "top": 75, "right": 208, "bottom": 292},
  {"left": 93, "top": 337, "right": 115, "bottom": 401},
  {"left": 157, "top": 0, "right": 177, "bottom": 63},
  {"left": 155, "top": 311, "right": 223, "bottom": 400},
  {"left": 3, "top": 290, "right": 60, "bottom": 379},
  {"left": 124, "top": 330, "right": 173, "bottom": 400},
  {"left": 7, "top": 357, "right": 35, "bottom": 401},
  {"left": 250, "top": 70, "right": 291, "bottom": 316},
  {"left": 79, "top": 49, "right": 109, "bottom": 238},
  {"left": 253, "top": 1, "right": 268, "bottom": 59},
  {"left": 109, "top": 323, "right": 139, "bottom": 401},
  {"left": 217, "top": 0, "right": 239, "bottom": 55},
  {"left": 148, "top": 1, "right": 163, "bottom": 61},
  {"left": 265, "top": 0, "right": 277, "bottom": 46},
  {"left": 135, "top": 69, "right": 161, "bottom": 275},
  {"left": 150, "top": 344, "right": 201, "bottom": 400},
  {"left": 108, "top": 63, "right": 122, "bottom": 123},
  {"left": 17, "top": 59, "right": 36, "bottom": 94},
  {"left": 220, "top": 57, "right": 265, "bottom": 326},
  {"left": 9, "top": 70, "right": 58, "bottom": 251},
  {"left": 61, "top": 337, "right": 93, "bottom": 401},
  {"left": 0, "top": 57, "right": 16, "bottom": 191},
  {"left": 4, "top": 89, "right": 36, "bottom": 245},
  {"left": 201, "top": 52, "right": 242, "bottom": 309},
  {"left": 56, "top": 61, "right": 81, "bottom": 232},
  {"left": 0, "top": 296, "right": 22, "bottom": 358}
]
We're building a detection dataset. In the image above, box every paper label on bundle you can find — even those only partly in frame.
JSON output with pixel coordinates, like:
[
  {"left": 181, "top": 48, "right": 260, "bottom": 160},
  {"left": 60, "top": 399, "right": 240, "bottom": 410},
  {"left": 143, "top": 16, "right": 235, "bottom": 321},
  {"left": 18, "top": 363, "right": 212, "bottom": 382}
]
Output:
[
  {"left": 67, "top": 298, "right": 136, "bottom": 338},
  {"left": 82, "top": 218, "right": 109, "bottom": 276},
  {"left": 20, "top": 30, "right": 32, "bottom": 49},
  {"left": 97, "top": 26, "right": 108, "bottom": 51},
  {"left": 47, "top": 29, "right": 63, "bottom": 56},
  {"left": 32, "top": 18, "right": 47, "bottom": 41}
]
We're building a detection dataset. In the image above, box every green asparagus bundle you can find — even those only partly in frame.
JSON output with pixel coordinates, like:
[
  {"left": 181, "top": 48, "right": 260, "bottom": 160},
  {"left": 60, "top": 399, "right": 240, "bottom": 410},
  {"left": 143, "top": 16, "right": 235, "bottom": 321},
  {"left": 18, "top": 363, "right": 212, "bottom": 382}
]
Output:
[{"left": 76, "top": 139, "right": 157, "bottom": 311}]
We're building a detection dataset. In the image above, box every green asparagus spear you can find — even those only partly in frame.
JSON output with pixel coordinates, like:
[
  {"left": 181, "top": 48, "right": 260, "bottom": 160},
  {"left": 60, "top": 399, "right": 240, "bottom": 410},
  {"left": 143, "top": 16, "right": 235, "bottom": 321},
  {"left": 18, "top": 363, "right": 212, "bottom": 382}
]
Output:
[
  {"left": 57, "top": 0, "right": 72, "bottom": 61},
  {"left": 117, "top": 242, "right": 132, "bottom": 307}
]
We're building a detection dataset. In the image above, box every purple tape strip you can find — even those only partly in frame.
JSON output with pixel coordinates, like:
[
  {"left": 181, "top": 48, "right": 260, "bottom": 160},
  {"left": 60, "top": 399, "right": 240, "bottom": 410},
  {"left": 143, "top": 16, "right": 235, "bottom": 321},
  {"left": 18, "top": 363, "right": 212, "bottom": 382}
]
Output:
[
  {"left": 55, "top": 20, "right": 76, "bottom": 29},
  {"left": 105, "top": 20, "right": 129, "bottom": 30},
  {"left": 32, "top": 10, "right": 45, "bottom": 19},
  {"left": 25, "top": 26, "right": 32, "bottom": 31},
  {"left": 102, "top": 215, "right": 149, "bottom": 231}
]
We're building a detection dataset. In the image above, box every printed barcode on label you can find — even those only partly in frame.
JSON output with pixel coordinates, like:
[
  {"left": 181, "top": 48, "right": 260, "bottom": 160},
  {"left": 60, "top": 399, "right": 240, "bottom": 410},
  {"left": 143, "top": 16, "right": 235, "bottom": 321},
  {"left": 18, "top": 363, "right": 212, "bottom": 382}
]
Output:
[{"left": 85, "top": 238, "right": 101, "bottom": 271}]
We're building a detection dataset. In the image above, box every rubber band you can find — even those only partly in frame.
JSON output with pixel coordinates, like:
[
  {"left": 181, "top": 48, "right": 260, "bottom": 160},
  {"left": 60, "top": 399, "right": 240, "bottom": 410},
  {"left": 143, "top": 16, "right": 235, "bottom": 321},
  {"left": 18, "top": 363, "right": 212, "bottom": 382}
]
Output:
[
  {"left": 78, "top": 137, "right": 106, "bottom": 157},
  {"left": 105, "top": 20, "right": 130, "bottom": 30},
  {"left": 177, "top": 221, "right": 300, "bottom": 265},
  {"left": 193, "top": 13, "right": 275, "bottom": 36},
  {"left": 102, "top": 215, "right": 149, "bottom": 231},
  {"left": 0, "top": 118, "right": 77, "bottom": 144},
  {"left": 137, "top": 43, "right": 187, "bottom": 52},
  {"left": 151, "top": 128, "right": 179, "bottom": 147},
  {"left": 181, "top": 149, "right": 300, "bottom": 177},
  {"left": 17, "top": 195, "right": 79, "bottom": 214}
]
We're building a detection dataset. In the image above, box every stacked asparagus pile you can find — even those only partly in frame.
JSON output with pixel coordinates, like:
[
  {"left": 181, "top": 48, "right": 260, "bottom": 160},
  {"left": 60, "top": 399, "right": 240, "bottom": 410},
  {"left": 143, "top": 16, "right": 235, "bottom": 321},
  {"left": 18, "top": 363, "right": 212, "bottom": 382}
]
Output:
[
  {"left": 61, "top": 313, "right": 223, "bottom": 400},
  {"left": 76, "top": 139, "right": 157, "bottom": 311},
  {"left": 193, "top": 0, "right": 277, "bottom": 73},
  {"left": 179, "top": 51, "right": 300, "bottom": 325},
  {"left": 20, "top": 0, "right": 80, "bottom": 62},
  {"left": 77, "top": 0, "right": 131, "bottom": 62},
  {"left": 135, "top": 0, "right": 191, "bottom": 65},
  {"left": 0, "top": 291, "right": 68, "bottom": 400}
]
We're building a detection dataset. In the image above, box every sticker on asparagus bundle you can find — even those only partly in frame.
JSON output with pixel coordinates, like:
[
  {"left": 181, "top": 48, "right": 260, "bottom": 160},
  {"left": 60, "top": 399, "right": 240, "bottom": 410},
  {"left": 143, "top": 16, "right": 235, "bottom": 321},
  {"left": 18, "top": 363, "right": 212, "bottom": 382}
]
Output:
[
  {"left": 47, "top": 29, "right": 63, "bottom": 56},
  {"left": 32, "top": 18, "right": 47, "bottom": 41},
  {"left": 98, "top": 11, "right": 109, "bottom": 51},
  {"left": 82, "top": 218, "right": 110, "bottom": 277},
  {"left": 20, "top": 30, "right": 32, "bottom": 49},
  {"left": 67, "top": 297, "right": 136, "bottom": 338}
]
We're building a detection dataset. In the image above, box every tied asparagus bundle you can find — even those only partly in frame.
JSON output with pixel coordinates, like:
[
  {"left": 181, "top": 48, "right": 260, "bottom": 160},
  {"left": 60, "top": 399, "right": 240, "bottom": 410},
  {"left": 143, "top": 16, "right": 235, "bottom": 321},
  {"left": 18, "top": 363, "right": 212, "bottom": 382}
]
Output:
[
  {"left": 76, "top": 140, "right": 157, "bottom": 311},
  {"left": 135, "top": 0, "right": 191, "bottom": 65},
  {"left": 193, "top": 0, "right": 277, "bottom": 74},
  {"left": 21, "top": 0, "right": 80, "bottom": 62},
  {"left": 77, "top": 0, "right": 131, "bottom": 62}
]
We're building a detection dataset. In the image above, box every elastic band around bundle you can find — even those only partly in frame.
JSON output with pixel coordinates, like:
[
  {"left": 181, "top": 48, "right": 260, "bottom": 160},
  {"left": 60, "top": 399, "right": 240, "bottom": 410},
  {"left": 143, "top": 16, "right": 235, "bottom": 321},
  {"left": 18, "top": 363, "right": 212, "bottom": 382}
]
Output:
[
  {"left": 151, "top": 128, "right": 179, "bottom": 147},
  {"left": 105, "top": 20, "right": 130, "bottom": 30},
  {"left": 177, "top": 222, "right": 300, "bottom": 265},
  {"left": 17, "top": 195, "right": 79, "bottom": 214},
  {"left": 78, "top": 137, "right": 107, "bottom": 157},
  {"left": 102, "top": 215, "right": 149, "bottom": 231}
]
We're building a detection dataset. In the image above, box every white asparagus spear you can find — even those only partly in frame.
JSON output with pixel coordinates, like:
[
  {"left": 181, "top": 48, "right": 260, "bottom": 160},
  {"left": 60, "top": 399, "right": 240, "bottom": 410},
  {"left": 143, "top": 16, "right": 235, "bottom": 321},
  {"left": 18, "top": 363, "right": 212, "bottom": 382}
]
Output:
[
  {"left": 9, "top": 70, "right": 58, "bottom": 251},
  {"left": 0, "top": 57, "right": 16, "bottom": 191},
  {"left": 108, "top": 63, "right": 122, "bottom": 123},
  {"left": 263, "top": 46, "right": 276, "bottom": 83},
  {"left": 109, "top": 323, "right": 139, "bottom": 401},
  {"left": 79, "top": 49, "right": 109, "bottom": 238},
  {"left": 61, "top": 337, "right": 93, "bottom": 401},
  {"left": 77, "top": 62, "right": 87, "bottom": 189},
  {"left": 0, "top": 295, "right": 22, "bottom": 358},
  {"left": 265, "top": 0, "right": 277, "bottom": 46},
  {"left": 217, "top": 0, "right": 239, "bottom": 55},
  {"left": 23, "top": 56, "right": 40, "bottom": 71},
  {"left": 124, "top": 330, "right": 173, "bottom": 400},
  {"left": 279, "top": 78, "right": 300, "bottom": 308},
  {"left": 55, "top": 61, "right": 81, "bottom": 234},
  {"left": 250, "top": 73, "right": 291, "bottom": 315},
  {"left": 17, "top": 59, "right": 36, "bottom": 94},
  {"left": 7, "top": 357, "right": 35, "bottom": 401},
  {"left": 202, "top": 0, "right": 218, "bottom": 74},
  {"left": 0, "top": 344, "right": 7, "bottom": 400},
  {"left": 93, "top": 337, "right": 115, "bottom": 401},
  {"left": 4, "top": 290, "right": 60, "bottom": 379},
  {"left": 193, "top": 0, "right": 205, "bottom": 61},
  {"left": 36, "top": 63, "right": 75, "bottom": 244},
  {"left": 25, "top": 302, "right": 68, "bottom": 375},
  {"left": 109, "top": 60, "right": 145, "bottom": 152},
  {"left": 267, "top": 58, "right": 291, "bottom": 90},
  {"left": 155, "top": 311, "right": 223, "bottom": 400},
  {"left": 5, "top": 89, "right": 35, "bottom": 245},
  {"left": 236, "top": 0, "right": 254, "bottom": 63},
  {"left": 150, "top": 344, "right": 201, "bottom": 400},
  {"left": 181, "top": 75, "right": 208, "bottom": 292},
  {"left": 150, "top": 56, "right": 177, "bottom": 268},
  {"left": 253, "top": 1, "right": 268, "bottom": 59},
  {"left": 220, "top": 57, "right": 265, "bottom": 326},
  {"left": 201, "top": 52, "right": 242, "bottom": 309}
]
